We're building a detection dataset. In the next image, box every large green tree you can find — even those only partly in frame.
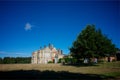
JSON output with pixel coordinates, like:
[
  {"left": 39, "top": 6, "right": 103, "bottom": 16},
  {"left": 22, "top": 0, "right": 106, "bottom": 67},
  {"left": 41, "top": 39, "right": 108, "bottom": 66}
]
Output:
[{"left": 70, "top": 24, "right": 117, "bottom": 59}]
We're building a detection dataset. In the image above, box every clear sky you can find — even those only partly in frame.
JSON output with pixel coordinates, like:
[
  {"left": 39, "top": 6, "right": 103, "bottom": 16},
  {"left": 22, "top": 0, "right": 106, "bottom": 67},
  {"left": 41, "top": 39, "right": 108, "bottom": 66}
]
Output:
[{"left": 0, "top": 0, "right": 119, "bottom": 58}]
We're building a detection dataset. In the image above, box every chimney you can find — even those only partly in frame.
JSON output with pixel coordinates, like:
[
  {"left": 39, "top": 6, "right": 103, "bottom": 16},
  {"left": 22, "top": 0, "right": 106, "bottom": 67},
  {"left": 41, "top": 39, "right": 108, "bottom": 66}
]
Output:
[
  {"left": 44, "top": 45, "right": 46, "bottom": 48},
  {"left": 48, "top": 43, "right": 53, "bottom": 49},
  {"left": 40, "top": 46, "right": 42, "bottom": 49}
]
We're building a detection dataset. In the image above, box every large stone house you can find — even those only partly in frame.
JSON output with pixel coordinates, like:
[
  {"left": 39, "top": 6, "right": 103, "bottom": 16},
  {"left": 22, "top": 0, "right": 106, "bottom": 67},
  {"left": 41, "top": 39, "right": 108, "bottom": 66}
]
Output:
[{"left": 31, "top": 44, "right": 64, "bottom": 64}]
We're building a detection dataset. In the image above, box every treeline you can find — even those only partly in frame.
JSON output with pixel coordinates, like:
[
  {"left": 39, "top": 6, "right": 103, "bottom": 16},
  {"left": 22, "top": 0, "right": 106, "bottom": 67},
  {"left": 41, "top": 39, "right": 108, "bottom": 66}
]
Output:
[{"left": 0, "top": 57, "right": 31, "bottom": 64}]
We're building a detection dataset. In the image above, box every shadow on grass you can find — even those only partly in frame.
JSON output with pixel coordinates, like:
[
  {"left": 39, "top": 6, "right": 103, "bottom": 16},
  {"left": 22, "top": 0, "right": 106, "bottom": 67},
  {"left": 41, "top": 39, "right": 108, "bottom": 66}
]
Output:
[{"left": 0, "top": 70, "right": 116, "bottom": 80}]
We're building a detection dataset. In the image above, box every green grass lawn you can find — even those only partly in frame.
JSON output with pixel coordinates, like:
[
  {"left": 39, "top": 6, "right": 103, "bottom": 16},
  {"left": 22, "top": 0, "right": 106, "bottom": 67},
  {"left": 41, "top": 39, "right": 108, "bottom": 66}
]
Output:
[{"left": 0, "top": 61, "right": 120, "bottom": 80}]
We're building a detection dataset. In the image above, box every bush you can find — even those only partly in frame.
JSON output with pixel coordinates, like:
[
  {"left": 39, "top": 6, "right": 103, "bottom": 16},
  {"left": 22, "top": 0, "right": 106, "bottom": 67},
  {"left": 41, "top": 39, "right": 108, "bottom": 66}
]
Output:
[
  {"left": 61, "top": 58, "right": 78, "bottom": 64},
  {"left": 58, "top": 58, "right": 62, "bottom": 63},
  {"left": 64, "top": 57, "right": 71, "bottom": 63},
  {"left": 112, "top": 59, "right": 116, "bottom": 62},
  {"left": 48, "top": 61, "right": 53, "bottom": 63},
  {"left": 71, "top": 58, "right": 77, "bottom": 64}
]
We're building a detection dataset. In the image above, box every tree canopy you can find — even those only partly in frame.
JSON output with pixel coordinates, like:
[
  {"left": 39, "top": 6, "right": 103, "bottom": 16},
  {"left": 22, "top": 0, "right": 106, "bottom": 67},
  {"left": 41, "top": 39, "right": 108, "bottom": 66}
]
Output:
[{"left": 70, "top": 24, "right": 117, "bottom": 59}]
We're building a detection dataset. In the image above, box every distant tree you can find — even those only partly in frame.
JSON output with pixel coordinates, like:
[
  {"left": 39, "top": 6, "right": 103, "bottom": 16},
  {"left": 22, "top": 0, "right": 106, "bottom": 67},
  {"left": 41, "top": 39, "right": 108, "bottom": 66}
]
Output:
[
  {"left": 0, "top": 57, "right": 31, "bottom": 64},
  {"left": 70, "top": 24, "right": 117, "bottom": 60},
  {"left": 0, "top": 58, "right": 3, "bottom": 64},
  {"left": 3, "top": 57, "right": 10, "bottom": 64}
]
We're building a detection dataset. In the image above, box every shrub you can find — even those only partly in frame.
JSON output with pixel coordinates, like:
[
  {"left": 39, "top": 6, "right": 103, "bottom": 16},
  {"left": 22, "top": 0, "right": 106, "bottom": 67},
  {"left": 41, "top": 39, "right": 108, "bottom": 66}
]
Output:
[
  {"left": 48, "top": 61, "right": 53, "bottom": 63},
  {"left": 112, "top": 59, "right": 116, "bottom": 62},
  {"left": 58, "top": 58, "right": 62, "bottom": 63}
]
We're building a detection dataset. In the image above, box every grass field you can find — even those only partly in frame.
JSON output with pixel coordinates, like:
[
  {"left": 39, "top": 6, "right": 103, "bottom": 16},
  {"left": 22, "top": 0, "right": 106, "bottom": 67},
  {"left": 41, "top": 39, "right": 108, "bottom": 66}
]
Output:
[{"left": 0, "top": 61, "right": 120, "bottom": 80}]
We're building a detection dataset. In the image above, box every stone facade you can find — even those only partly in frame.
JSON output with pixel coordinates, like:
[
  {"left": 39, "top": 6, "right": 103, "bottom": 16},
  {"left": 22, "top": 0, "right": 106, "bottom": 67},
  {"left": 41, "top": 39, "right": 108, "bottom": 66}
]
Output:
[{"left": 31, "top": 44, "right": 64, "bottom": 64}]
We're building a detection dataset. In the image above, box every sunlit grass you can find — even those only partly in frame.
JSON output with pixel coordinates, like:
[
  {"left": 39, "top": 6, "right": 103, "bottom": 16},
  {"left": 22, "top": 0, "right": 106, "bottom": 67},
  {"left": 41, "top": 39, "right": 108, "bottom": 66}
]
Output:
[{"left": 98, "top": 61, "right": 120, "bottom": 68}]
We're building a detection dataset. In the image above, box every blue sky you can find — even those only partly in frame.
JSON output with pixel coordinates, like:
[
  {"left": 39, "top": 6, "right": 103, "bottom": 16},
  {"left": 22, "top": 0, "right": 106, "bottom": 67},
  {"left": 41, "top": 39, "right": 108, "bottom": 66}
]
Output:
[{"left": 0, "top": 0, "right": 119, "bottom": 58}]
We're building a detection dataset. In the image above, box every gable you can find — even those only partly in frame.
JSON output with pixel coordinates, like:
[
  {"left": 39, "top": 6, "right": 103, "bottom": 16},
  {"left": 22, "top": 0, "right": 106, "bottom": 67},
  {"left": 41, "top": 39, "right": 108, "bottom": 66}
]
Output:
[
  {"left": 44, "top": 47, "right": 51, "bottom": 52},
  {"left": 51, "top": 48, "right": 57, "bottom": 53}
]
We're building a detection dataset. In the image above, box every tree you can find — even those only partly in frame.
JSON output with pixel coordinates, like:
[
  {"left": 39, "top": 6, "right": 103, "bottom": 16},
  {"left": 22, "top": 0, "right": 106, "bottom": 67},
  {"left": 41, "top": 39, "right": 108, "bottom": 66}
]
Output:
[
  {"left": 70, "top": 24, "right": 117, "bottom": 60},
  {"left": 0, "top": 57, "right": 31, "bottom": 64},
  {"left": 0, "top": 58, "right": 3, "bottom": 64}
]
